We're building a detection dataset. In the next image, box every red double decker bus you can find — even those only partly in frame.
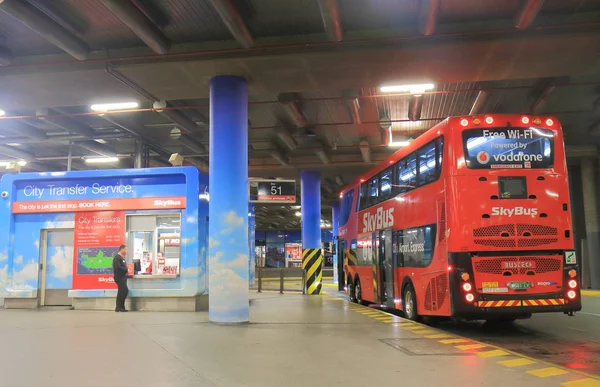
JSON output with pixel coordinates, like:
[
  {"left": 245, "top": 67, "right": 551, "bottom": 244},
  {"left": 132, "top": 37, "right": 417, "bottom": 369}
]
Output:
[{"left": 339, "top": 114, "right": 581, "bottom": 322}]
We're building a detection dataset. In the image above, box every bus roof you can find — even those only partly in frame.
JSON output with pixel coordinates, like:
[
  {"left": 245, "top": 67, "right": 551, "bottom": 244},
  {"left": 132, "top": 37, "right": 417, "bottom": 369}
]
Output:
[{"left": 339, "top": 113, "right": 560, "bottom": 196}]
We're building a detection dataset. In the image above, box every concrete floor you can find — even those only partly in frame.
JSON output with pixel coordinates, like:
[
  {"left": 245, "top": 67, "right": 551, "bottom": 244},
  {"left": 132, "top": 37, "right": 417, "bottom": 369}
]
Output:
[{"left": 0, "top": 292, "right": 593, "bottom": 387}]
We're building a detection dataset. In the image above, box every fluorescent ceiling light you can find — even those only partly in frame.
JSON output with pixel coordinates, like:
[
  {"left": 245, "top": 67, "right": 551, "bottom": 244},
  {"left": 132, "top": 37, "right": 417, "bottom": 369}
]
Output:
[
  {"left": 380, "top": 83, "right": 435, "bottom": 95},
  {"left": 85, "top": 157, "right": 119, "bottom": 164},
  {"left": 7, "top": 143, "right": 21, "bottom": 147},
  {"left": 295, "top": 211, "right": 302, "bottom": 217},
  {"left": 0, "top": 109, "right": 5, "bottom": 117},
  {"left": 388, "top": 141, "right": 411, "bottom": 148},
  {"left": 0, "top": 161, "right": 27, "bottom": 167},
  {"left": 95, "top": 139, "right": 108, "bottom": 144},
  {"left": 90, "top": 102, "right": 139, "bottom": 112}
]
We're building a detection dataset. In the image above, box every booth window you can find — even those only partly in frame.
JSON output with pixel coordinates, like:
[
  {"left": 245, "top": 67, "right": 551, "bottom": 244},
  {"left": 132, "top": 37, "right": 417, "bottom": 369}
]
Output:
[{"left": 127, "top": 214, "right": 181, "bottom": 276}]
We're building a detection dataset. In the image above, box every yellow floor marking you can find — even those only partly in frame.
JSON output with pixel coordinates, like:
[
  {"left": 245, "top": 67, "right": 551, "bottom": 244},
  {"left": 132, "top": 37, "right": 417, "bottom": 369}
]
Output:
[
  {"left": 402, "top": 325, "right": 428, "bottom": 331},
  {"left": 439, "top": 339, "right": 470, "bottom": 344},
  {"left": 412, "top": 330, "right": 437, "bottom": 335},
  {"left": 426, "top": 334, "right": 453, "bottom": 339},
  {"left": 527, "top": 367, "right": 570, "bottom": 378},
  {"left": 562, "top": 378, "right": 600, "bottom": 387},
  {"left": 477, "top": 349, "right": 509, "bottom": 358},
  {"left": 455, "top": 344, "right": 488, "bottom": 350},
  {"left": 498, "top": 358, "right": 537, "bottom": 367},
  {"left": 581, "top": 290, "right": 600, "bottom": 297}
]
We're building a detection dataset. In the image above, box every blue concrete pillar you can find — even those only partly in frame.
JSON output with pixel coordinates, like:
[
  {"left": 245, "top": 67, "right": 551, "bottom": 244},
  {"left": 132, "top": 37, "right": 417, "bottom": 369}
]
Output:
[
  {"left": 208, "top": 75, "right": 249, "bottom": 323},
  {"left": 331, "top": 201, "right": 340, "bottom": 285},
  {"left": 301, "top": 170, "right": 323, "bottom": 294},
  {"left": 248, "top": 203, "right": 256, "bottom": 285}
]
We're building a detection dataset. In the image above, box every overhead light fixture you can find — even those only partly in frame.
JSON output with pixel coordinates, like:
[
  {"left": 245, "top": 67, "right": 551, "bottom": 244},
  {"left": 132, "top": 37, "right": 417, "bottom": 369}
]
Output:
[
  {"left": 95, "top": 139, "right": 108, "bottom": 144},
  {"left": 0, "top": 109, "right": 5, "bottom": 117},
  {"left": 295, "top": 211, "right": 302, "bottom": 217},
  {"left": 7, "top": 143, "right": 21, "bottom": 147},
  {"left": 0, "top": 160, "right": 27, "bottom": 167},
  {"left": 90, "top": 102, "right": 139, "bottom": 112},
  {"left": 380, "top": 83, "right": 435, "bottom": 95},
  {"left": 85, "top": 157, "right": 119, "bottom": 164}
]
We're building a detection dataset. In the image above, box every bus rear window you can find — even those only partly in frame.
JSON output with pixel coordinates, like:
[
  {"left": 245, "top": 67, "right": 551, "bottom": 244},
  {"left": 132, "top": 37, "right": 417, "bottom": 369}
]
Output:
[{"left": 462, "top": 127, "right": 554, "bottom": 169}]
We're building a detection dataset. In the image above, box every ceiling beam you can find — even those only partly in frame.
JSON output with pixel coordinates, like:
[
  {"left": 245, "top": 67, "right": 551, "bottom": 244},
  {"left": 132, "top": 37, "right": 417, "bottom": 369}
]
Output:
[
  {"left": 0, "top": 0, "right": 90, "bottom": 60},
  {"left": 418, "top": 0, "right": 440, "bottom": 36},
  {"left": 100, "top": 115, "right": 171, "bottom": 158},
  {"left": 100, "top": 0, "right": 170, "bottom": 54},
  {"left": 0, "top": 45, "right": 12, "bottom": 66},
  {"left": 359, "top": 140, "right": 371, "bottom": 163},
  {"left": 408, "top": 95, "right": 424, "bottom": 121},
  {"left": 207, "top": 0, "right": 254, "bottom": 48},
  {"left": 1, "top": 120, "right": 47, "bottom": 141},
  {"left": 270, "top": 147, "right": 289, "bottom": 166},
  {"left": 76, "top": 140, "right": 119, "bottom": 157},
  {"left": 153, "top": 100, "right": 201, "bottom": 134},
  {"left": 315, "top": 146, "right": 331, "bottom": 165},
  {"left": 515, "top": 0, "right": 545, "bottom": 29},
  {"left": 469, "top": 90, "right": 490, "bottom": 115},
  {"left": 273, "top": 126, "right": 298, "bottom": 151},
  {"left": 37, "top": 109, "right": 96, "bottom": 138},
  {"left": 316, "top": 0, "right": 343, "bottom": 42},
  {"left": 0, "top": 144, "right": 35, "bottom": 162},
  {"left": 279, "top": 93, "right": 308, "bottom": 128},
  {"left": 530, "top": 85, "right": 555, "bottom": 114}
]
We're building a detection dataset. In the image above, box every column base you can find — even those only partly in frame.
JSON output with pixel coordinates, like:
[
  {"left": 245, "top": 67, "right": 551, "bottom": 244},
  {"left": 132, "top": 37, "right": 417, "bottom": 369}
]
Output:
[
  {"left": 72, "top": 295, "right": 208, "bottom": 312},
  {"left": 4, "top": 297, "right": 39, "bottom": 309}
]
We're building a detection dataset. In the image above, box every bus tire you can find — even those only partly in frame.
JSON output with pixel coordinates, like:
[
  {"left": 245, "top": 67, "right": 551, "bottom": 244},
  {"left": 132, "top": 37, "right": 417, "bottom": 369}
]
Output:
[
  {"left": 403, "top": 283, "right": 419, "bottom": 321},
  {"left": 348, "top": 277, "right": 356, "bottom": 302},
  {"left": 354, "top": 278, "right": 364, "bottom": 305}
]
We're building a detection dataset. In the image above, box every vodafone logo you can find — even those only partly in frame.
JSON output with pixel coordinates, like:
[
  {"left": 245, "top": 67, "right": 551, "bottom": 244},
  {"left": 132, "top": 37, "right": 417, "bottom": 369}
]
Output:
[{"left": 477, "top": 151, "right": 490, "bottom": 164}]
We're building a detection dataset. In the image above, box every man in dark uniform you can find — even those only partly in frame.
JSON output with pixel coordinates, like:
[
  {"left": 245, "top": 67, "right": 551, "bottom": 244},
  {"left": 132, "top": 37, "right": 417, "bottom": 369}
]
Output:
[{"left": 112, "top": 245, "right": 129, "bottom": 312}]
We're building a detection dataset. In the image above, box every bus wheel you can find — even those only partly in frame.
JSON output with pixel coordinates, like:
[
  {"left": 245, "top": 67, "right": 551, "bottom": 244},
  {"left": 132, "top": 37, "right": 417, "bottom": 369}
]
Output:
[
  {"left": 348, "top": 279, "right": 356, "bottom": 302},
  {"left": 355, "top": 279, "right": 363, "bottom": 304},
  {"left": 403, "top": 284, "right": 419, "bottom": 321}
]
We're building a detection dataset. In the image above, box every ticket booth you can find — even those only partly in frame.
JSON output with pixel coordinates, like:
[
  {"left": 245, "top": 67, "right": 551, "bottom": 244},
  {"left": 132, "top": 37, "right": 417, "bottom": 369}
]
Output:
[{"left": 0, "top": 166, "right": 208, "bottom": 311}]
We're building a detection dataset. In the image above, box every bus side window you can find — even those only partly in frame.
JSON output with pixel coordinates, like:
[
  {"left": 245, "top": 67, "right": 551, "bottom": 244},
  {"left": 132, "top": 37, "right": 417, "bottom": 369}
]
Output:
[
  {"left": 436, "top": 137, "right": 444, "bottom": 178},
  {"left": 359, "top": 183, "right": 368, "bottom": 210},
  {"left": 393, "top": 230, "right": 403, "bottom": 267},
  {"left": 380, "top": 167, "right": 393, "bottom": 201},
  {"left": 368, "top": 175, "right": 379, "bottom": 206},
  {"left": 418, "top": 140, "right": 437, "bottom": 186},
  {"left": 397, "top": 153, "right": 417, "bottom": 193}
]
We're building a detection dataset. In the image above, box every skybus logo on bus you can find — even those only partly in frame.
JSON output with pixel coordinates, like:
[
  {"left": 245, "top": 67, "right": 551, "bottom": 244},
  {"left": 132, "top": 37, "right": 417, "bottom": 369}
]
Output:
[
  {"left": 362, "top": 207, "right": 394, "bottom": 233},
  {"left": 491, "top": 206, "right": 538, "bottom": 217}
]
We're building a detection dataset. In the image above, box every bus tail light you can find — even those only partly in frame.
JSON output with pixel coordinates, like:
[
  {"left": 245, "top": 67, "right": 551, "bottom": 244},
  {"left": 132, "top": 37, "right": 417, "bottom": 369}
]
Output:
[
  {"left": 447, "top": 265, "right": 453, "bottom": 271},
  {"left": 461, "top": 272, "right": 470, "bottom": 281},
  {"left": 568, "top": 280, "right": 577, "bottom": 289},
  {"left": 521, "top": 116, "right": 530, "bottom": 124},
  {"left": 462, "top": 283, "right": 472, "bottom": 292},
  {"left": 567, "top": 290, "right": 577, "bottom": 300},
  {"left": 465, "top": 293, "right": 475, "bottom": 302},
  {"left": 460, "top": 119, "right": 469, "bottom": 127},
  {"left": 472, "top": 118, "right": 481, "bottom": 125},
  {"left": 485, "top": 116, "right": 494, "bottom": 124},
  {"left": 568, "top": 269, "right": 577, "bottom": 278},
  {"left": 546, "top": 118, "right": 554, "bottom": 126}
]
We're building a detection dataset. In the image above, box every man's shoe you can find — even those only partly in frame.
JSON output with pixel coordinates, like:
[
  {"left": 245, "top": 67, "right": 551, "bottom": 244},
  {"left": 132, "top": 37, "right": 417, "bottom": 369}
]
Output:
[{"left": 121, "top": 309, "right": 129, "bottom": 312}]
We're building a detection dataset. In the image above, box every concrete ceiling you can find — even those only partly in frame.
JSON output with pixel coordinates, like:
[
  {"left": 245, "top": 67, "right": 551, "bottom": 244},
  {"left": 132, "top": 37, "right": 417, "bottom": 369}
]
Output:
[{"left": 0, "top": 0, "right": 599, "bottom": 229}]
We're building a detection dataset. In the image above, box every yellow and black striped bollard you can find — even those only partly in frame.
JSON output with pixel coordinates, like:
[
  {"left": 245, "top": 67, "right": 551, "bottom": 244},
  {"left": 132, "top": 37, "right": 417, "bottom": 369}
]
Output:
[{"left": 302, "top": 248, "right": 323, "bottom": 295}]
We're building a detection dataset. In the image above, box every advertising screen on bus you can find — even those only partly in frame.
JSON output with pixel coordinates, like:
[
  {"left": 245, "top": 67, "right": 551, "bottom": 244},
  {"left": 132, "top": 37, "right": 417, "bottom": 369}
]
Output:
[{"left": 462, "top": 127, "right": 554, "bottom": 169}]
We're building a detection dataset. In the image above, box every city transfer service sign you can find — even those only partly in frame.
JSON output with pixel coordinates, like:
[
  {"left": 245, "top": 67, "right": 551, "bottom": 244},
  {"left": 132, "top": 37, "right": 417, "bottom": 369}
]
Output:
[{"left": 11, "top": 176, "right": 187, "bottom": 214}]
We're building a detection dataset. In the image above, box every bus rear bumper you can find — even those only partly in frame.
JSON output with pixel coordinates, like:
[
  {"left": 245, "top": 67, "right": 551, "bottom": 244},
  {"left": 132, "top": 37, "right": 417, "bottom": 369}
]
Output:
[{"left": 451, "top": 300, "right": 582, "bottom": 319}]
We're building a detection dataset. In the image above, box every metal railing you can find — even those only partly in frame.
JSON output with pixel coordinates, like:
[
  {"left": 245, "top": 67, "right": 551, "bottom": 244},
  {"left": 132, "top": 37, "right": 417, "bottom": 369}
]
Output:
[{"left": 256, "top": 267, "right": 306, "bottom": 294}]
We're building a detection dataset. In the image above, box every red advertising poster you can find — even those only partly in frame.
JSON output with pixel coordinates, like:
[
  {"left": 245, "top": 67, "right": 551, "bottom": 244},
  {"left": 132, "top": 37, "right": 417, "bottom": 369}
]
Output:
[
  {"left": 12, "top": 196, "right": 186, "bottom": 214},
  {"left": 72, "top": 211, "right": 126, "bottom": 290}
]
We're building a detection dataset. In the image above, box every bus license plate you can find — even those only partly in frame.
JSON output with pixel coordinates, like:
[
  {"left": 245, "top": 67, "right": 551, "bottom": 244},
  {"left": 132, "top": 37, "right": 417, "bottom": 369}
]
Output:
[{"left": 507, "top": 281, "right": 530, "bottom": 290}]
